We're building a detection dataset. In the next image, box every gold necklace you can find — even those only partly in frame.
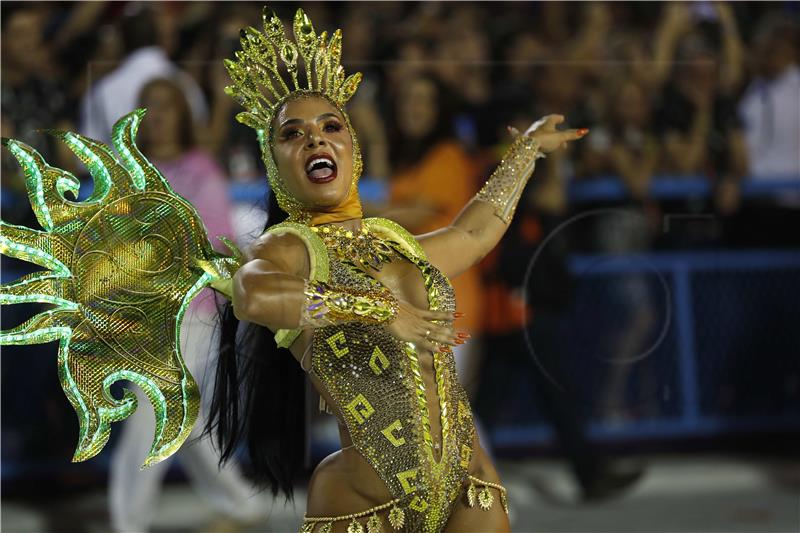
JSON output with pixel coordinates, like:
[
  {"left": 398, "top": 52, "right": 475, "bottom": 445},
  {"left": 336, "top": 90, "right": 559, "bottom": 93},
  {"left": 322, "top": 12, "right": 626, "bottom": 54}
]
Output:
[{"left": 310, "top": 224, "right": 395, "bottom": 271}]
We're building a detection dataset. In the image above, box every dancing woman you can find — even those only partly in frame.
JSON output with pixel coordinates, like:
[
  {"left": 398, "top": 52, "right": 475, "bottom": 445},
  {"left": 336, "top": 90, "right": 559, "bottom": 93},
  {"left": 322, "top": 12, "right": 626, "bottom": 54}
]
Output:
[
  {"left": 208, "top": 8, "right": 586, "bottom": 532},
  {"left": 0, "top": 6, "right": 585, "bottom": 533}
]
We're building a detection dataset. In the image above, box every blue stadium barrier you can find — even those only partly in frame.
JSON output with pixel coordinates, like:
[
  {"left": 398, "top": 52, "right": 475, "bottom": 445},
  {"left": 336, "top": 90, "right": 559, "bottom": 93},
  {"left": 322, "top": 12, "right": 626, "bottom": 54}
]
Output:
[
  {"left": 567, "top": 176, "right": 800, "bottom": 203},
  {"left": 484, "top": 249, "right": 800, "bottom": 449}
]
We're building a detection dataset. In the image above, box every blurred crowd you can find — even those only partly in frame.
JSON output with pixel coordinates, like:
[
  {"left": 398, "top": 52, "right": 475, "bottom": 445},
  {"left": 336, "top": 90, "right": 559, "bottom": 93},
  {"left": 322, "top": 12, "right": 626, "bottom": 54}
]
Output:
[
  {"left": 2, "top": 0, "right": 800, "bottom": 517},
  {"left": 2, "top": 2, "right": 798, "bottom": 197}
]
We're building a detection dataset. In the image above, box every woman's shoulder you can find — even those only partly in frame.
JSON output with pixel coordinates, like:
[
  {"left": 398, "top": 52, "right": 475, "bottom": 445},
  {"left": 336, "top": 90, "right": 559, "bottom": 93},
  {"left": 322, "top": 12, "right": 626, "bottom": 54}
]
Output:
[
  {"left": 248, "top": 223, "right": 328, "bottom": 278},
  {"left": 249, "top": 226, "right": 310, "bottom": 260}
]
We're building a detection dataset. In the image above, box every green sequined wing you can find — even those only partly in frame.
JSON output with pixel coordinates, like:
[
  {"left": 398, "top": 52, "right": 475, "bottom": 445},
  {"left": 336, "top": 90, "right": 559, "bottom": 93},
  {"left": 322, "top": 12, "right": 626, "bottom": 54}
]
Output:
[{"left": 0, "top": 110, "right": 242, "bottom": 467}]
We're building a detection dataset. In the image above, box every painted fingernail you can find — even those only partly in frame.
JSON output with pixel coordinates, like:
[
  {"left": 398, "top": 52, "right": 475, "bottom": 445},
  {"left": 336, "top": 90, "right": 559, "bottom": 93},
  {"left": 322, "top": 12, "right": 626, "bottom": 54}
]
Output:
[
  {"left": 577, "top": 128, "right": 589, "bottom": 136},
  {"left": 455, "top": 339, "right": 465, "bottom": 345},
  {"left": 457, "top": 332, "right": 471, "bottom": 338},
  {"left": 453, "top": 312, "right": 466, "bottom": 318}
]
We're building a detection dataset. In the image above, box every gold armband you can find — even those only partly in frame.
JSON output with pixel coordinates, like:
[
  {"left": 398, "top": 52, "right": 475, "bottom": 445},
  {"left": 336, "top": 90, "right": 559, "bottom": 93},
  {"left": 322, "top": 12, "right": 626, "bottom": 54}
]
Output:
[
  {"left": 476, "top": 134, "right": 545, "bottom": 224},
  {"left": 300, "top": 279, "right": 398, "bottom": 327}
]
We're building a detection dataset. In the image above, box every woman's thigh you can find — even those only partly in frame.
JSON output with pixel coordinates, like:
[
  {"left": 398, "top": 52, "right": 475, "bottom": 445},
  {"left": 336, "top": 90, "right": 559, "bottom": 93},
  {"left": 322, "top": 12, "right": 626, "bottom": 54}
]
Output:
[
  {"left": 306, "top": 450, "right": 394, "bottom": 517},
  {"left": 444, "top": 491, "right": 511, "bottom": 533}
]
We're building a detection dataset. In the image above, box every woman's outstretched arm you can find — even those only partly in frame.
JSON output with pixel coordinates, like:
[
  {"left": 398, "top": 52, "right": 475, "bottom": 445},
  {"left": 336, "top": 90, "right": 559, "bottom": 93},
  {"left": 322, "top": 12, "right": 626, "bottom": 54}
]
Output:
[{"left": 417, "top": 115, "right": 587, "bottom": 279}]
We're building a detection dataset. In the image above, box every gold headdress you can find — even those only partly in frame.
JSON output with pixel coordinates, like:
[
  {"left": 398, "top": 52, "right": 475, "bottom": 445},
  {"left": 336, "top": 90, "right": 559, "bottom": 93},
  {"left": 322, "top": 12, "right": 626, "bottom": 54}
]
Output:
[{"left": 224, "top": 7, "right": 364, "bottom": 223}]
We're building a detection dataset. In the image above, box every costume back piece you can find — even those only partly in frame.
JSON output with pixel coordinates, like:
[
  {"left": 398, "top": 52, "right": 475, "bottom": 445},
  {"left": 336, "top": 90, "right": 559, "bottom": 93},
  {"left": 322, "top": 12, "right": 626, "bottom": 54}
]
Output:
[{"left": 0, "top": 5, "right": 547, "bottom": 532}]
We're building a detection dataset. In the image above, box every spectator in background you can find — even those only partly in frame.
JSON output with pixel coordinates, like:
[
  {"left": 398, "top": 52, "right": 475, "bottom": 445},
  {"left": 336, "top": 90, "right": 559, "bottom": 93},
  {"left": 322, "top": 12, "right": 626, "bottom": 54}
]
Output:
[
  {"left": 738, "top": 15, "right": 800, "bottom": 181},
  {"left": 79, "top": 3, "right": 207, "bottom": 145},
  {"left": 1, "top": 3, "right": 76, "bottom": 227},
  {"left": 734, "top": 14, "right": 800, "bottom": 243},
  {"left": 381, "top": 73, "right": 486, "bottom": 401},
  {"left": 654, "top": 3, "right": 748, "bottom": 219},
  {"left": 433, "top": 6, "right": 496, "bottom": 149},
  {"left": 577, "top": 78, "right": 661, "bottom": 420},
  {"left": 657, "top": 36, "right": 747, "bottom": 185},
  {"left": 340, "top": 3, "right": 392, "bottom": 181},
  {"left": 580, "top": 79, "right": 661, "bottom": 206},
  {"left": 205, "top": 3, "right": 264, "bottom": 181},
  {"left": 108, "top": 78, "right": 267, "bottom": 533}
]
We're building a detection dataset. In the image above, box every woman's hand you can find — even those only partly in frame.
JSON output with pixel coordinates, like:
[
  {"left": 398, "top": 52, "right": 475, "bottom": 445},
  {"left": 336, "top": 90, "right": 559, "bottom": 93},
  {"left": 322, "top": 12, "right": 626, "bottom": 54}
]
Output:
[
  {"left": 385, "top": 300, "right": 462, "bottom": 353},
  {"left": 508, "top": 114, "right": 588, "bottom": 153}
]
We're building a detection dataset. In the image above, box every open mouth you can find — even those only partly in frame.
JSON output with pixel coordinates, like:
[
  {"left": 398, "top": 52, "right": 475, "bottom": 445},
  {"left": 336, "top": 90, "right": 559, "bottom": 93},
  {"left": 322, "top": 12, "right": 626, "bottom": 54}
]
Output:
[{"left": 305, "top": 153, "right": 338, "bottom": 184}]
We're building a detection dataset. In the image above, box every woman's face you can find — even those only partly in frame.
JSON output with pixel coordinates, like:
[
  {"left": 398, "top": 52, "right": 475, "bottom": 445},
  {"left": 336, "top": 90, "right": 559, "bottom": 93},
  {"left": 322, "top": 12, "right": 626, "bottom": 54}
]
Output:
[
  {"left": 396, "top": 77, "right": 438, "bottom": 140},
  {"left": 270, "top": 96, "right": 354, "bottom": 210},
  {"left": 140, "top": 84, "right": 182, "bottom": 147}
]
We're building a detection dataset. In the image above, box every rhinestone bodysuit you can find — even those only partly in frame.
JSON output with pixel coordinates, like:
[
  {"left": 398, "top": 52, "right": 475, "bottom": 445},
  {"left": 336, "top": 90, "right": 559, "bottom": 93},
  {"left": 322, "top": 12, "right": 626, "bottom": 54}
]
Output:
[{"left": 270, "top": 218, "right": 480, "bottom": 532}]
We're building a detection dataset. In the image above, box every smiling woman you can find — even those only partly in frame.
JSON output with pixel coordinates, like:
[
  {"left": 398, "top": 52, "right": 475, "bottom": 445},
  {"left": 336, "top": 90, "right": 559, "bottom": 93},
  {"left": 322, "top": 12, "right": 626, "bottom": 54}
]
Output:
[
  {"left": 270, "top": 99, "right": 355, "bottom": 209},
  {"left": 204, "top": 6, "right": 586, "bottom": 533},
  {"left": 0, "top": 4, "right": 585, "bottom": 533}
]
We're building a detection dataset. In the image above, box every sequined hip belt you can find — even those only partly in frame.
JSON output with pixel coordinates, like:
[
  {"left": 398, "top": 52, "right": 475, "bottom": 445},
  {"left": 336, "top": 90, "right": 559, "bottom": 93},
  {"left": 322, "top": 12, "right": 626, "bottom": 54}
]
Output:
[{"left": 300, "top": 474, "right": 508, "bottom": 532}]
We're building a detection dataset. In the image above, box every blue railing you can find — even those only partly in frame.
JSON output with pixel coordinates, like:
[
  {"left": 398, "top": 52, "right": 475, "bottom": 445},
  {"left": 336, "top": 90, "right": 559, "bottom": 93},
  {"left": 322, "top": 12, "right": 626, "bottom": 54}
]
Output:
[
  {"left": 566, "top": 175, "right": 799, "bottom": 203},
  {"left": 486, "top": 249, "right": 800, "bottom": 450}
]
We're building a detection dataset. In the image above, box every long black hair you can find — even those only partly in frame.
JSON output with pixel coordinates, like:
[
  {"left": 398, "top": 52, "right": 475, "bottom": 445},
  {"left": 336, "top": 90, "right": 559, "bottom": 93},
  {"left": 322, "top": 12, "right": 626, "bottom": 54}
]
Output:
[{"left": 205, "top": 191, "right": 306, "bottom": 501}]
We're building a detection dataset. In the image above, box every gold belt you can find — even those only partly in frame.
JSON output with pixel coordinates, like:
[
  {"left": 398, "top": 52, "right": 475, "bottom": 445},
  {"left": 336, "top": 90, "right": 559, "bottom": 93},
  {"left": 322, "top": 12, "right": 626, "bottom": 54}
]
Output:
[{"left": 299, "top": 474, "right": 508, "bottom": 532}]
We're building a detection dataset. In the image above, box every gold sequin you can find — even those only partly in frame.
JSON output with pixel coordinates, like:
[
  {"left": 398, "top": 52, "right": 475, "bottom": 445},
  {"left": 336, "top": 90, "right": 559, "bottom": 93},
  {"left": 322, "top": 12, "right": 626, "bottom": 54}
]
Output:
[
  {"left": 347, "top": 518, "right": 365, "bottom": 533},
  {"left": 381, "top": 420, "right": 406, "bottom": 447},
  {"left": 366, "top": 513, "right": 383, "bottom": 533},
  {"left": 388, "top": 506, "right": 405, "bottom": 530},
  {"left": 478, "top": 486, "right": 494, "bottom": 511}
]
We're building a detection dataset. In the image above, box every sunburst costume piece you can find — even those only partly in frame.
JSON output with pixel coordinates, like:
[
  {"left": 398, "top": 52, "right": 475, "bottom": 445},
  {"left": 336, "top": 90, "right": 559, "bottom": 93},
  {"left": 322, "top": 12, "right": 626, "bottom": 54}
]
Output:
[
  {"left": 1, "top": 5, "right": 547, "bottom": 532},
  {"left": 1, "top": 112, "right": 242, "bottom": 466}
]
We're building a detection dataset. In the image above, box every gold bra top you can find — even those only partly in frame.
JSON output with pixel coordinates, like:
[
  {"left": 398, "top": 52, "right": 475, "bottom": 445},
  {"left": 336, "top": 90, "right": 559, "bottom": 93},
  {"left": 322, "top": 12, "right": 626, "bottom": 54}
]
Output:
[{"left": 267, "top": 218, "right": 476, "bottom": 531}]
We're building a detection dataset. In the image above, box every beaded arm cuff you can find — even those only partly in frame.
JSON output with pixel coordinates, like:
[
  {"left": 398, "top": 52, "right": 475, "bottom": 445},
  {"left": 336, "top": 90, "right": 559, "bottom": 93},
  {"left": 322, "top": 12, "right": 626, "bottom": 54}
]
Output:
[
  {"left": 300, "top": 279, "right": 399, "bottom": 327},
  {"left": 475, "top": 134, "right": 545, "bottom": 224}
]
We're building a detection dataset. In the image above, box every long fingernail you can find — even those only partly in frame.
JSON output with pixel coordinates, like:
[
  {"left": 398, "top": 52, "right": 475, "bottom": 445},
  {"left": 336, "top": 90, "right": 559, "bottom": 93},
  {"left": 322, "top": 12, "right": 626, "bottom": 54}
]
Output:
[
  {"left": 453, "top": 312, "right": 466, "bottom": 318},
  {"left": 577, "top": 128, "right": 589, "bottom": 136},
  {"left": 457, "top": 332, "right": 470, "bottom": 338}
]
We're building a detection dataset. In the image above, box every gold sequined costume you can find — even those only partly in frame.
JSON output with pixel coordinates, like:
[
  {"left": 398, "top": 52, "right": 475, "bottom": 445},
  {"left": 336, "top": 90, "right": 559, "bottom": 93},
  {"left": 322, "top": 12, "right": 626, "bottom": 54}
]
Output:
[{"left": 265, "top": 220, "right": 508, "bottom": 532}]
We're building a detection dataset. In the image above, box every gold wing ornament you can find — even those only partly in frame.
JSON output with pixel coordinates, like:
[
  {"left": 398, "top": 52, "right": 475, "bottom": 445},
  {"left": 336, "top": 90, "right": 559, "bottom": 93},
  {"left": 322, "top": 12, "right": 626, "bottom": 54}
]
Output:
[{"left": 0, "top": 110, "right": 243, "bottom": 467}]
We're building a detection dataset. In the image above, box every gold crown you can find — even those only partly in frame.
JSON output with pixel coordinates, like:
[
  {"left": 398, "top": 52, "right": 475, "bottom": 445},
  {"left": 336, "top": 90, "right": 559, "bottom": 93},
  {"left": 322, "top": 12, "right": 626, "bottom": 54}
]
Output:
[{"left": 225, "top": 6, "right": 363, "bottom": 132}]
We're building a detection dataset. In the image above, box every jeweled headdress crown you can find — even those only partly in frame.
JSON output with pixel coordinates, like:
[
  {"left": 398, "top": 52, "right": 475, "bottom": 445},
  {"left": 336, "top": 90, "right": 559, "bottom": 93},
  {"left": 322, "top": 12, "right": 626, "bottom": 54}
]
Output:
[
  {"left": 225, "top": 7, "right": 363, "bottom": 130},
  {"left": 225, "top": 6, "right": 364, "bottom": 222}
]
